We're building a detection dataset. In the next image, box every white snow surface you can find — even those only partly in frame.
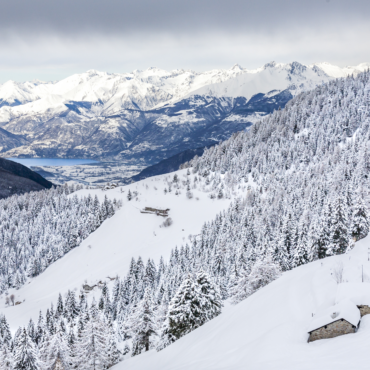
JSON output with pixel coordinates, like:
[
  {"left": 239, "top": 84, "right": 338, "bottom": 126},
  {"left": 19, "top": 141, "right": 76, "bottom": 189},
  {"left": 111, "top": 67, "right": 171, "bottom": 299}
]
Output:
[
  {"left": 113, "top": 236, "right": 370, "bottom": 370},
  {"left": 0, "top": 61, "right": 367, "bottom": 123},
  {"left": 336, "top": 283, "right": 370, "bottom": 306},
  {"left": 307, "top": 299, "right": 360, "bottom": 332},
  {"left": 0, "top": 170, "right": 232, "bottom": 332}
]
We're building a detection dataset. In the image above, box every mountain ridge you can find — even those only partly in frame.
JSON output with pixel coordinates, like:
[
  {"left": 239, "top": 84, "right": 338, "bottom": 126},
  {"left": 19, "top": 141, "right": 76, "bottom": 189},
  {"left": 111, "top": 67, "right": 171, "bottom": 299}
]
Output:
[{"left": 0, "top": 61, "right": 368, "bottom": 165}]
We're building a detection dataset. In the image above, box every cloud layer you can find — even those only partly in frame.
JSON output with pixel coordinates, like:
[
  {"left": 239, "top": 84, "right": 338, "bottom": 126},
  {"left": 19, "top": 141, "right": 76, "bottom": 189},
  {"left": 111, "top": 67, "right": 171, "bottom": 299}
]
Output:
[{"left": 1, "top": 0, "right": 369, "bottom": 82}]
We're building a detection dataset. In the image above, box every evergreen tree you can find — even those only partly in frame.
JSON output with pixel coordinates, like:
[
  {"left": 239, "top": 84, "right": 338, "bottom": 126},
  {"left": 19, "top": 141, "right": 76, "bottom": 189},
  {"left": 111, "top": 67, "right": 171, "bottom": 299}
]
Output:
[
  {"left": 328, "top": 193, "right": 349, "bottom": 255},
  {"left": 231, "top": 256, "right": 281, "bottom": 304},
  {"left": 0, "top": 315, "right": 12, "bottom": 348},
  {"left": 43, "top": 321, "right": 70, "bottom": 370},
  {"left": 130, "top": 288, "right": 157, "bottom": 356},
  {"left": 77, "top": 314, "right": 108, "bottom": 370},
  {"left": 351, "top": 192, "right": 369, "bottom": 241},
  {"left": 0, "top": 344, "right": 13, "bottom": 370},
  {"left": 195, "top": 271, "right": 222, "bottom": 322},
  {"left": 13, "top": 327, "right": 41, "bottom": 370}
]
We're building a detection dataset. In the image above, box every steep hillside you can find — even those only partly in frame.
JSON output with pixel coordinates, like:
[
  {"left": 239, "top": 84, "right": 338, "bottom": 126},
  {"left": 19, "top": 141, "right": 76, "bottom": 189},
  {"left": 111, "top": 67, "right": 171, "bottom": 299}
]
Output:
[
  {"left": 0, "top": 170, "right": 233, "bottom": 331},
  {"left": 117, "top": 236, "right": 370, "bottom": 370},
  {"left": 126, "top": 146, "right": 207, "bottom": 183},
  {"left": 1, "top": 61, "right": 367, "bottom": 163},
  {"left": 0, "top": 157, "right": 53, "bottom": 199}
]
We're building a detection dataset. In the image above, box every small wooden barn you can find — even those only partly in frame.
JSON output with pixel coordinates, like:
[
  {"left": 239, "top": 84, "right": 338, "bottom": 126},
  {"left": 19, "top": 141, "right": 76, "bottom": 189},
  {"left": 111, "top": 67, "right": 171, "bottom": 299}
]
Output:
[{"left": 308, "top": 300, "right": 361, "bottom": 342}]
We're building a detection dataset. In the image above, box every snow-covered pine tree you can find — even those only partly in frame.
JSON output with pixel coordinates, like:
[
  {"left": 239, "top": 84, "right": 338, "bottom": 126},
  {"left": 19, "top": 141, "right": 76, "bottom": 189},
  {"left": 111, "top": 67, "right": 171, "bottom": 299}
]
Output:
[
  {"left": 195, "top": 271, "right": 223, "bottom": 322},
  {"left": 231, "top": 256, "right": 281, "bottom": 304},
  {"left": 77, "top": 313, "right": 108, "bottom": 370},
  {"left": 0, "top": 315, "right": 12, "bottom": 348},
  {"left": 130, "top": 288, "right": 157, "bottom": 356},
  {"left": 0, "top": 344, "right": 13, "bottom": 370},
  {"left": 43, "top": 321, "right": 70, "bottom": 370},
  {"left": 351, "top": 190, "right": 369, "bottom": 241},
  {"left": 13, "top": 327, "right": 41, "bottom": 370}
]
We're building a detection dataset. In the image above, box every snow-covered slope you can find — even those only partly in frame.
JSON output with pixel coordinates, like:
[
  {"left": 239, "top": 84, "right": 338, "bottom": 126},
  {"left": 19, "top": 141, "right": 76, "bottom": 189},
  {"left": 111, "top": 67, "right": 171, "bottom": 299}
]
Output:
[
  {"left": 0, "top": 169, "right": 232, "bottom": 332},
  {"left": 114, "top": 235, "right": 370, "bottom": 370},
  {"left": 0, "top": 61, "right": 367, "bottom": 163}
]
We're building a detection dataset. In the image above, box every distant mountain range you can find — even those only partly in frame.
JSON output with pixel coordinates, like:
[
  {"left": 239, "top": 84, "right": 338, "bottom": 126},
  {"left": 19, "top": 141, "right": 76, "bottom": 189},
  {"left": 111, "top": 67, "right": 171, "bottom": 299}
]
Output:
[{"left": 0, "top": 61, "right": 368, "bottom": 165}]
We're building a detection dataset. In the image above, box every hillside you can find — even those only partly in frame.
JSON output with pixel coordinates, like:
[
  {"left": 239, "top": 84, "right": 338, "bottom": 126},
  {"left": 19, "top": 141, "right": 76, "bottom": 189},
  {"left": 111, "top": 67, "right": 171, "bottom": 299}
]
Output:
[
  {"left": 1, "top": 61, "right": 368, "bottom": 164},
  {"left": 126, "top": 146, "right": 207, "bottom": 183},
  {"left": 0, "top": 170, "right": 233, "bottom": 331},
  {"left": 117, "top": 236, "right": 370, "bottom": 370},
  {"left": 0, "top": 157, "right": 53, "bottom": 199}
]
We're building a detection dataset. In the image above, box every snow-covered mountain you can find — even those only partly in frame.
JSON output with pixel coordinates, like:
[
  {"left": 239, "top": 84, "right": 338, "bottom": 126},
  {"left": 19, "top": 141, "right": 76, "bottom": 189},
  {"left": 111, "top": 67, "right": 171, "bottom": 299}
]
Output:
[
  {"left": 0, "top": 61, "right": 368, "bottom": 163},
  {"left": 1, "top": 68, "right": 370, "bottom": 370}
]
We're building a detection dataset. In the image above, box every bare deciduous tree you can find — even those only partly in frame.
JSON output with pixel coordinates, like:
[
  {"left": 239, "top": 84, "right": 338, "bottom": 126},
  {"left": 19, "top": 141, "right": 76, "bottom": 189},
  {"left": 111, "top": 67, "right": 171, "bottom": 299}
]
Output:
[{"left": 333, "top": 262, "right": 344, "bottom": 284}]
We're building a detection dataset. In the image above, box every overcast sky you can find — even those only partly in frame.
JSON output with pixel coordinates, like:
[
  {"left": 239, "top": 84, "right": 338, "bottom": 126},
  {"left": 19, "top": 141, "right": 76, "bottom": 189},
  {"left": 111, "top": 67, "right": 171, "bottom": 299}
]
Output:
[{"left": 0, "top": 0, "right": 369, "bottom": 83}]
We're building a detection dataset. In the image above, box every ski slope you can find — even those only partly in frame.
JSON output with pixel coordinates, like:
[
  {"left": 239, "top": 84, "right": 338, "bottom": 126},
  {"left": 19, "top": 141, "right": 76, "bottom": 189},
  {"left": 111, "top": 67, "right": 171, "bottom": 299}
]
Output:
[
  {"left": 0, "top": 170, "right": 232, "bottom": 332},
  {"left": 116, "top": 236, "right": 370, "bottom": 370}
]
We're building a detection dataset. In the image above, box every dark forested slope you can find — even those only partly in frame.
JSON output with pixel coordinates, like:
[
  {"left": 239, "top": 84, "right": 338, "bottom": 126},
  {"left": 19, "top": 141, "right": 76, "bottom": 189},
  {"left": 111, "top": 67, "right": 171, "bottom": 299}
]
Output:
[{"left": 0, "top": 157, "right": 53, "bottom": 199}]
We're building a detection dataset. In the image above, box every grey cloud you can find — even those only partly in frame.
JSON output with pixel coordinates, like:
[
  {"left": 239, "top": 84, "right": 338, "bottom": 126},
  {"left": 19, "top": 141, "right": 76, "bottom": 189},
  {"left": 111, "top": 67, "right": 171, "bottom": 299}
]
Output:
[
  {"left": 0, "top": 0, "right": 369, "bottom": 82},
  {"left": 1, "top": 0, "right": 370, "bottom": 37}
]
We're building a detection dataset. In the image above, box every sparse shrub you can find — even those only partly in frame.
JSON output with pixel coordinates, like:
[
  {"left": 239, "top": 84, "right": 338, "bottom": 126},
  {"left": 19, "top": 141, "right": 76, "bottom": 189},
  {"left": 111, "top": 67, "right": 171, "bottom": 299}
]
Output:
[
  {"left": 333, "top": 261, "right": 344, "bottom": 284},
  {"left": 161, "top": 218, "right": 173, "bottom": 228},
  {"left": 186, "top": 191, "right": 193, "bottom": 199},
  {"left": 123, "top": 344, "right": 131, "bottom": 355}
]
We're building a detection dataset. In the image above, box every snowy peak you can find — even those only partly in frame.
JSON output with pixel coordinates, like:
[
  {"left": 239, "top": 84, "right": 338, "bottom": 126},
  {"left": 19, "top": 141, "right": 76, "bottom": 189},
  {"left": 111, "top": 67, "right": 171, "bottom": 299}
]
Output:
[
  {"left": 0, "top": 61, "right": 367, "bottom": 114},
  {"left": 230, "top": 63, "right": 243, "bottom": 71},
  {"left": 263, "top": 61, "right": 277, "bottom": 69},
  {"left": 310, "top": 62, "right": 370, "bottom": 78}
]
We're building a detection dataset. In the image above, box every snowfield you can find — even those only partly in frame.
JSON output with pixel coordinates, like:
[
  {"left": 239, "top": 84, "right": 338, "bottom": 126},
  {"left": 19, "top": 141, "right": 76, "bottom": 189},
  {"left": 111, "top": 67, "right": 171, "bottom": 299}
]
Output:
[
  {"left": 0, "top": 170, "right": 232, "bottom": 332},
  {"left": 115, "top": 236, "right": 370, "bottom": 370}
]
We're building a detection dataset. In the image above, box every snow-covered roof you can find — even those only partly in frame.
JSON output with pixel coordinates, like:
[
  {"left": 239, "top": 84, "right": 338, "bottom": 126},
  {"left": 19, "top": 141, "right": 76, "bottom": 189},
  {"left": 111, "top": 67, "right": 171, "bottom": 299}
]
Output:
[
  {"left": 336, "top": 283, "right": 370, "bottom": 306},
  {"left": 308, "top": 300, "right": 361, "bottom": 333}
]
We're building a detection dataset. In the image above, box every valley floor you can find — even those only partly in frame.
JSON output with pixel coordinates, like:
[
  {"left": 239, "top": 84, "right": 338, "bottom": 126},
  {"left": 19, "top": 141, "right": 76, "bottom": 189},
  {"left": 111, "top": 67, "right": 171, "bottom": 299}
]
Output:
[{"left": 31, "top": 161, "right": 144, "bottom": 185}]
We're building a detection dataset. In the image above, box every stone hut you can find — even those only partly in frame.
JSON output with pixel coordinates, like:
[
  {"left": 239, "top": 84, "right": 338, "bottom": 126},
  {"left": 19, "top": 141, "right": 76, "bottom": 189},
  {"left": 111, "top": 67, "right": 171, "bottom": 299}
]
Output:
[
  {"left": 308, "top": 300, "right": 360, "bottom": 342},
  {"left": 336, "top": 282, "right": 370, "bottom": 317}
]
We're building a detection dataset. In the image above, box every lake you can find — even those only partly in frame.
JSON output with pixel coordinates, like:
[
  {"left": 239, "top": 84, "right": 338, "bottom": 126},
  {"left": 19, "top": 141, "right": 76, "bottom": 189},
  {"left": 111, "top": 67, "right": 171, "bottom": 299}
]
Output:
[{"left": 6, "top": 158, "right": 100, "bottom": 168}]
